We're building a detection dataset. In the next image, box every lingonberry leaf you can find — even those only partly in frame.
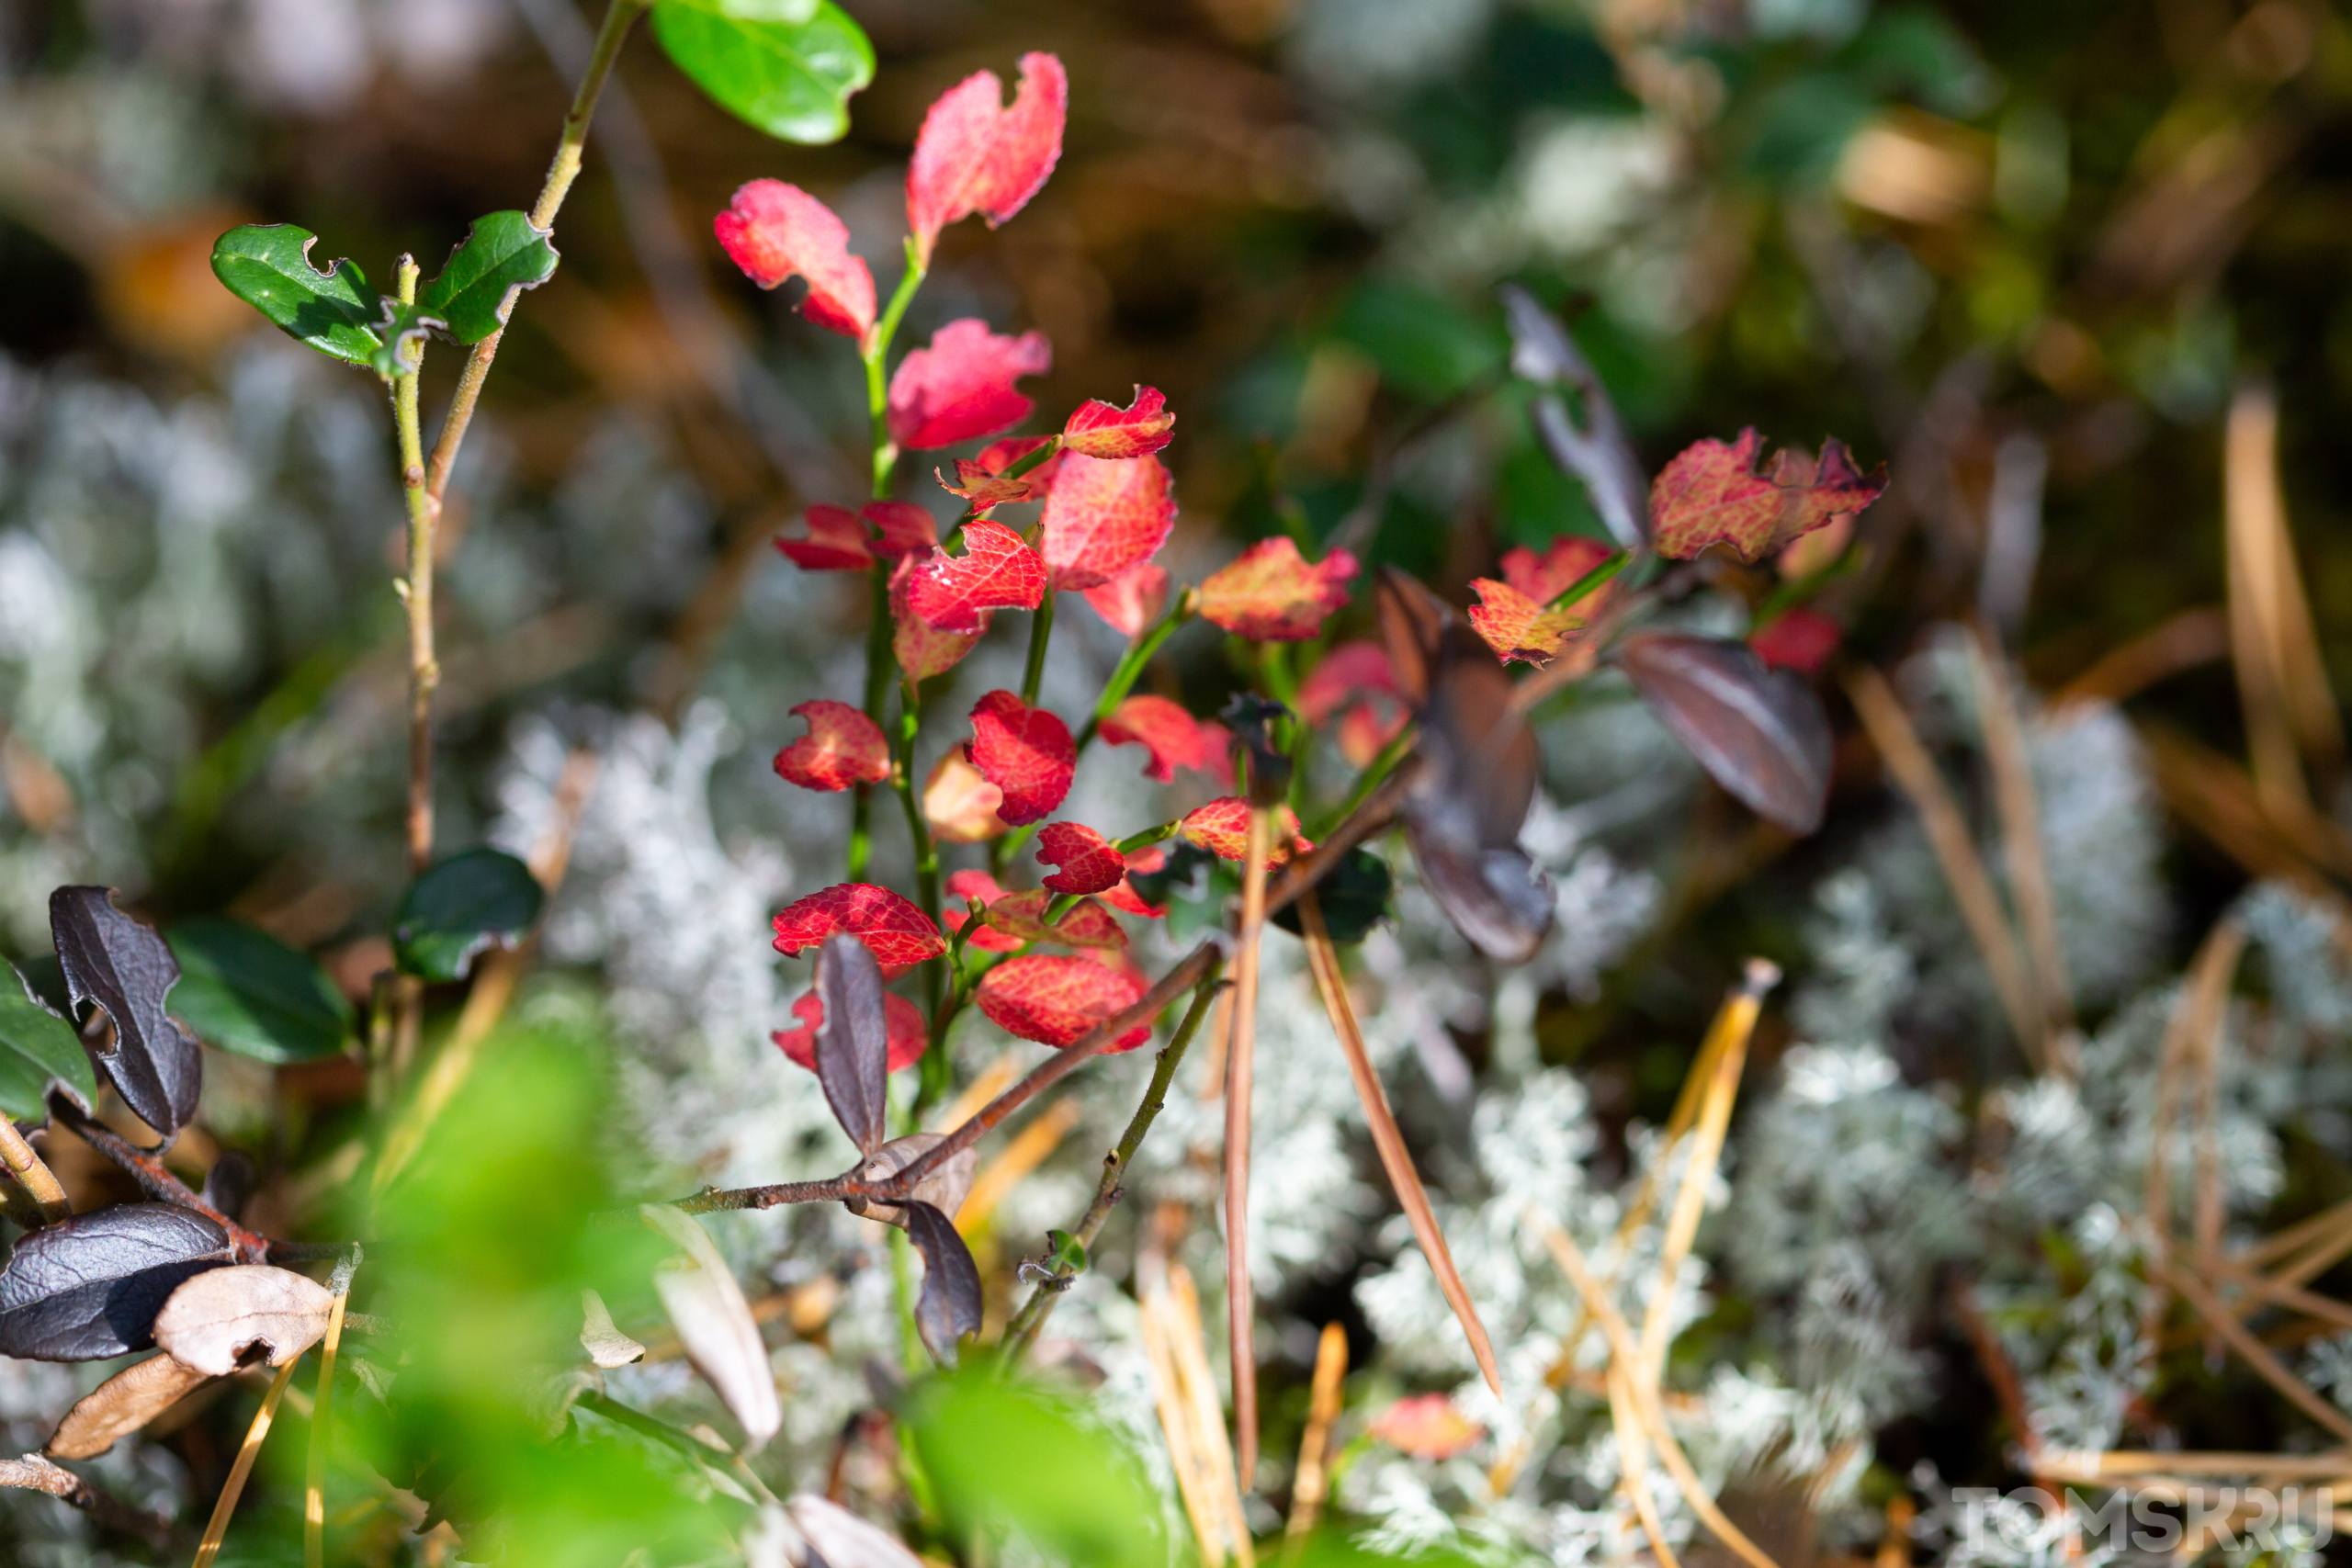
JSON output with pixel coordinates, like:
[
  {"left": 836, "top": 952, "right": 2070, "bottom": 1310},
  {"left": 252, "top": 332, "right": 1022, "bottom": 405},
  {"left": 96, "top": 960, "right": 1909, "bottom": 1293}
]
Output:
[
  {"left": 888, "top": 319, "right": 1052, "bottom": 450},
  {"left": 979, "top": 891, "right": 1125, "bottom": 949},
  {"left": 773, "top": 986, "right": 928, "bottom": 1075},
  {"left": 50, "top": 887, "right": 202, "bottom": 1139},
  {"left": 391, "top": 848, "right": 546, "bottom": 983},
  {"left": 905, "top": 1200, "right": 984, "bottom": 1365},
  {"left": 772, "top": 884, "right": 947, "bottom": 969},
  {"left": 774, "top": 699, "right": 892, "bottom": 792},
  {"left": 1099, "top": 695, "right": 1215, "bottom": 784},
  {"left": 1035, "top": 822, "right": 1125, "bottom": 895},
  {"left": 906, "top": 520, "right": 1047, "bottom": 634},
  {"left": 1178, "top": 798, "right": 1309, "bottom": 865},
  {"left": 640, "top": 1204, "right": 782, "bottom": 1449},
  {"left": 943, "top": 870, "right": 1023, "bottom": 953},
  {"left": 209, "top": 225, "right": 380, "bottom": 366},
  {"left": 976, "top": 954, "right": 1150, "bottom": 1049},
  {"left": 811, "top": 932, "right": 889, "bottom": 1155},
  {"left": 417, "top": 210, "right": 560, "bottom": 344},
  {"left": 151, "top": 1264, "right": 334, "bottom": 1377},
  {"left": 776, "top": 503, "right": 878, "bottom": 570},
  {"left": 0, "top": 1204, "right": 235, "bottom": 1360},
  {"left": 1080, "top": 561, "right": 1170, "bottom": 639},
  {"left": 1499, "top": 536, "right": 1614, "bottom": 603},
  {"left": 1649, "top": 429, "right": 1887, "bottom": 563},
  {"left": 1038, "top": 453, "right": 1177, "bottom": 592},
  {"left": 1197, "top": 538, "right": 1359, "bottom": 641},
  {"left": 713, "top": 180, "right": 876, "bottom": 340},
  {"left": 1270, "top": 848, "right": 1395, "bottom": 944},
  {"left": 966, "top": 690, "right": 1074, "bottom": 826},
  {"left": 1615, "top": 631, "right": 1832, "bottom": 834},
  {"left": 890, "top": 556, "right": 986, "bottom": 683},
  {"left": 906, "top": 52, "right": 1068, "bottom": 265},
  {"left": 1057, "top": 386, "right": 1175, "bottom": 459},
  {"left": 1464, "top": 578, "right": 1590, "bottom": 666},
  {"left": 0, "top": 961, "right": 97, "bottom": 1120},
  {"left": 922, "top": 753, "right": 1007, "bottom": 842},
  {"left": 1749, "top": 606, "right": 1843, "bottom": 676},
  {"left": 652, "top": 0, "right": 874, "bottom": 145},
  {"left": 164, "top": 919, "right": 353, "bottom": 1066}
]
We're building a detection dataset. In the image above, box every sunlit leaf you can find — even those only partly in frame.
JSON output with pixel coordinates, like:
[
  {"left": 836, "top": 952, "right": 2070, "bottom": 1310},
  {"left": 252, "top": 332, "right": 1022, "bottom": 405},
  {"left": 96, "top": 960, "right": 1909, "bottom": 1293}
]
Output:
[
  {"left": 165, "top": 918, "right": 353, "bottom": 1065},
  {"left": 392, "top": 848, "right": 546, "bottom": 983},
  {"left": 773, "top": 699, "right": 892, "bottom": 792},
  {"left": 713, "top": 178, "right": 875, "bottom": 335},
  {"left": 773, "top": 987, "right": 928, "bottom": 1075},
  {"left": 45, "top": 1351, "right": 211, "bottom": 1459},
  {"left": 0, "top": 960, "right": 96, "bottom": 1119},
  {"left": 1035, "top": 822, "right": 1125, "bottom": 895},
  {"left": 151, "top": 1264, "right": 334, "bottom": 1375},
  {"left": 1039, "top": 453, "right": 1177, "bottom": 592},
  {"left": 209, "top": 224, "right": 380, "bottom": 365},
  {"left": 50, "top": 886, "right": 202, "bottom": 1137},
  {"left": 1198, "top": 537, "right": 1359, "bottom": 641},
  {"left": 975, "top": 955, "right": 1150, "bottom": 1049},
  {"left": 654, "top": 0, "right": 874, "bottom": 144},
  {"left": 0, "top": 1204, "right": 234, "bottom": 1360},
  {"left": 907, "top": 52, "right": 1068, "bottom": 264},
  {"left": 418, "top": 209, "right": 560, "bottom": 344},
  {"left": 1058, "top": 386, "right": 1175, "bottom": 460},
  {"left": 888, "top": 318, "right": 1052, "bottom": 450},
  {"left": 906, "top": 521, "right": 1047, "bottom": 635},
  {"left": 967, "top": 690, "right": 1075, "bottom": 826},
  {"left": 642, "top": 1204, "right": 782, "bottom": 1448},
  {"left": 771, "top": 883, "right": 947, "bottom": 969},
  {"left": 1098, "top": 695, "right": 1216, "bottom": 784}
]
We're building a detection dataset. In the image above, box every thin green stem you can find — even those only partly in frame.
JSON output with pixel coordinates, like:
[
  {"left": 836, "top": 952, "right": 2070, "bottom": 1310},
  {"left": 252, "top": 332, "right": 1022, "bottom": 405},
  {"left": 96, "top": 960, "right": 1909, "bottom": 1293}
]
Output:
[
  {"left": 1314, "top": 723, "right": 1417, "bottom": 839},
  {"left": 1072, "top": 592, "right": 1196, "bottom": 750},
  {"left": 850, "top": 251, "right": 930, "bottom": 881},
  {"left": 1021, "top": 590, "right": 1057, "bottom": 706},
  {"left": 392, "top": 257, "right": 435, "bottom": 875},
  {"left": 1000, "top": 962, "right": 1227, "bottom": 1362}
]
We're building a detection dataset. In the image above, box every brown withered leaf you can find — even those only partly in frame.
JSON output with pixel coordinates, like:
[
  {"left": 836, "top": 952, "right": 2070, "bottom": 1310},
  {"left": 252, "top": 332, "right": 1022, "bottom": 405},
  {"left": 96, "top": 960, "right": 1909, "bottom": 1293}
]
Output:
[
  {"left": 1616, "top": 632, "right": 1832, "bottom": 835},
  {"left": 905, "top": 1201, "right": 983, "bottom": 1366},
  {"left": 152, "top": 1264, "right": 334, "bottom": 1376},
  {"left": 642, "top": 1204, "right": 781, "bottom": 1450},
  {"left": 46, "top": 1351, "right": 211, "bottom": 1458},
  {"left": 846, "top": 1132, "right": 978, "bottom": 1230}
]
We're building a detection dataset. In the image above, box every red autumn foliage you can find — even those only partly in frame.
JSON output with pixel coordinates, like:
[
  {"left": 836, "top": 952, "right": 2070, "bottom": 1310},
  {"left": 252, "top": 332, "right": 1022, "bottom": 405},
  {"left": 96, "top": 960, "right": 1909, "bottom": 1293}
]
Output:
[
  {"left": 944, "top": 869, "right": 1023, "bottom": 953},
  {"left": 976, "top": 953, "right": 1152, "bottom": 1049},
  {"left": 1080, "top": 561, "right": 1170, "bottom": 639},
  {"left": 1179, "top": 797, "right": 1310, "bottom": 865},
  {"left": 1098, "top": 845, "right": 1170, "bottom": 919},
  {"left": 887, "top": 318, "right": 1052, "bottom": 451},
  {"left": 1058, "top": 386, "right": 1176, "bottom": 459},
  {"left": 1499, "top": 536, "right": 1614, "bottom": 603},
  {"left": 890, "top": 555, "right": 986, "bottom": 683},
  {"left": 1099, "top": 695, "right": 1217, "bottom": 784},
  {"left": 923, "top": 752, "right": 1007, "bottom": 842},
  {"left": 1748, "top": 606, "right": 1844, "bottom": 675},
  {"left": 978, "top": 890, "right": 1125, "bottom": 949},
  {"left": 714, "top": 181, "right": 875, "bottom": 342},
  {"left": 1039, "top": 453, "right": 1177, "bottom": 592},
  {"left": 1296, "top": 641, "right": 1408, "bottom": 767},
  {"left": 772, "top": 700, "right": 892, "bottom": 792},
  {"left": 1370, "top": 1394, "right": 1484, "bottom": 1460},
  {"left": 1465, "top": 578, "right": 1592, "bottom": 667},
  {"left": 1197, "top": 537, "right": 1359, "bottom": 641},
  {"left": 772, "top": 987, "right": 929, "bottom": 1075},
  {"left": 772, "top": 884, "right": 946, "bottom": 969},
  {"left": 906, "top": 52, "right": 1068, "bottom": 265},
  {"left": 904, "top": 519, "right": 1047, "bottom": 634},
  {"left": 1035, "top": 821, "right": 1125, "bottom": 894},
  {"left": 775, "top": 502, "right": 935, "bottom": 571},
  {"left": 966, "top": 690, "right": 1075, "bottom": 825},
  {"left": 1649, "top": 428, "right": 1886, "bottom": 563}
]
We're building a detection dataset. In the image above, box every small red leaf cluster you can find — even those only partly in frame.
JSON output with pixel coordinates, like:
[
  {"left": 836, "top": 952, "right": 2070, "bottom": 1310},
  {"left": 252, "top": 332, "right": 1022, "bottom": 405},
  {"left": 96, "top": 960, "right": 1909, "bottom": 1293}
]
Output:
[
  {"left": 1466, "top": 537, "right": 1617, "bottom": 666},
  {"left": 888, "top": 320, "right": 1052, "bottom": 451},
  {"left": 966, "top": 690, "right": 1074, "bottom": 825},
  {"left": 1649, "top": 428, "right": 1885, "bottom": 563},
  {"left": 773, "top": 700, "right": 891, "bottom": 792},
  {"left": 773, "top": 987, "right": 930, "bottom": 1075},
  {"left": 1180, "top": 797, "right": 1311, "bottom": 866},
  {"left": 1198, "top": 538, "right": 1359, "bottom": 641},
  {"left": 772, "top": 884, "right": 946, "bottom": 971},
  {"left": 1295, "top": 642, "right": 1408, "bottom": 768},
  {"left": 775, "top": 502, "right": 935, "bottom": 572},
  {"left": 1099, "top": 695, "right": 1224, "bottom": 784}
]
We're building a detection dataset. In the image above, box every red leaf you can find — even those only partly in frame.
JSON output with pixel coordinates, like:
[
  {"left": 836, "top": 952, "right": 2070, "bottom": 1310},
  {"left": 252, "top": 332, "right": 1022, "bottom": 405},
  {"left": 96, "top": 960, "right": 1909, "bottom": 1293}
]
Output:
[
  {"left": 774, "top": 987, "right": 929, "bottom": 1074},
  {"left": 923, "top": 752, "right": 1007, "bottom": 842},
  {"left": 1498, "top": 536, "right": 1614, "bottom": 603},
  {"left": 906, "top": 520, "right": 1046, "bottom": 634},
  {"left": 1295, "top": 641, "right": 1397, "bottom": 722},
  {"left": 906, "top": 52, "right": 1067, "bottom": 265},
  {"left": 1370, "top": 1393, "right": 1483, "bottom": 1460},
  {"left": 1465, "top": 578, "right": 1592, "bottom": 666},
  {"left": 775, "top": 504, "right": 875, "bottom": 571},
  {"left": 865, "top": 502, "right": 938, "bottom": 560},
  {"left": 976, "top": 954, "right": 1152, "bottom": 1049},
  {"left": 1179, "top": 797, "right": 1309, "bottom": 865},
  {"left": 1035, "top": 821, "right": 1125, "bottom": 894},
  {"left": 773, "top": 700, "right": 892, "bottom": 792},
  {"left": 887, "top": 318, "right": 1052, "bottom": 451},
  {"left": 1080, "top": 561, "right": 1170, "bottom": 639},
  {"left": 890, "top": 556, "right": 986, "bottom": 684},
  {"left": 1748, "top": 606, "right": 1843, "bottom": 675},
  {"left": 979, "top": 889, "right": 1125, "bottom": 949},
  {"left": 935, "top": 435, "right": 1063, "bottom": 511},
  {"left": 1099, "top": 846, "right": 1169, "bottom": 919},
  {"left": 1039, "top": 454, "right": 1177, "bottom": 592},
  {"left": 1650, "top": 429, "right": 1887, "bottom": 562},
  {"left": 1193, "top": 720, "right": 1237, "bottom": 788},
  {"left": 714, "top": 181, "right": 876, "bottom": 342},
  {"left": 772, "top": 884, "right": 946, "bottom": 969},
  {"left": 944, "top": 869, "right": 1023, "bottom": 953},
  {"left": 1058, "top": 386, "right": 1175, "bottom": 460},
  {"left": 1197, "top": 537, "right": 1359, "bottom": 641},
  {"left": 1099, "top": 695, "right": 1215, "bottom": 784},
  {"left": 966, "top": 690, "right": 1074, "bottom": 826},
  {"left": 1339, "top": 704, "right": 1407, "bottom": 770}
]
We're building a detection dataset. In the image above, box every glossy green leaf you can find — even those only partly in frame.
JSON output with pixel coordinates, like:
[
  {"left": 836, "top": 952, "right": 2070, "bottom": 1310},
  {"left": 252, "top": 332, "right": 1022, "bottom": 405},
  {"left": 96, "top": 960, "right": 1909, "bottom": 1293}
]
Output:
[
  {"left": 209, "top": 225, "right": 382, "bottom": 366},
  {"left": 1272, "top": 848, "right": 1396, "bottom": 944},
  {"left": 417, "top": 212, "right": 560, "bottom": 344},
  {"left": 368, "top": 300, "right": 445, "bottom": 378},
  {"left": 393, "top": 848, "right": 546, "bottom": 983},
  {"left": 0, "top": 962, "right": 96, "bottom": 1119},
  {"left": 165, "top": 919, "right": 355, "bottom": 1065},
  {"left": 650, "top": 0, "right": 874, "bottom": 144}
]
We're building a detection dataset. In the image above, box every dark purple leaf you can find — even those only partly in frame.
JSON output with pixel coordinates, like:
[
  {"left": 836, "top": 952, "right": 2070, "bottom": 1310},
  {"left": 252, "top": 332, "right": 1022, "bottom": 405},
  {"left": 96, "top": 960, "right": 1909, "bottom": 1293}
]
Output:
[
  {"left": 814, "top": 933, "right": 888, "bottom": 1156},
  {"left": 49, "top": 887, "right": 201, "bottom": 1138},
  {"left": 0, "top": 1203, "right": 234, "bottom": 1360},
  {"left": 1376, "top": 570, "right": 1554, "bottom": 962},
  {"left": 904, "top": 1201, "right": 982, "bottom": 1366},
  {"left": 1616, "top": 632, "right": 1832, "bottom": 835},
  {"left": 198, "top": 1151, "right": 256, "bottom": 1221}
]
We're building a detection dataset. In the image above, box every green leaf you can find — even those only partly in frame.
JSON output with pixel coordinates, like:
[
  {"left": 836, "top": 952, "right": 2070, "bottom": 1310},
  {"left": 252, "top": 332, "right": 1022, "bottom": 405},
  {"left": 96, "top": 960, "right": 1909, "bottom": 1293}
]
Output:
[
  {"left": 1272, "top": 848, "right": 1395, "bottom": 943},
  {"left": 650, "top": 0, "right": 874, "bottom": 144},
  {"left": 209, "top": 224, "right": 382, "bottom": 366},
  {"left": 418, "top": 212, "right": 561, "bottom": 344},
  {"left": 394, "top": 848, "right": 547, "bottom": 983},
  {"left": 1045, "top": 1228, "right": 1086, "bottom": 1275},
  {"left": 165, "top": 919, "right": 355, "bottom": 1065},
  {"left": 0, "top": 962, "right": 96, "bottom": 1119},
  {"left": 368, "top": 300, "right": 445, "bottom": 378}
]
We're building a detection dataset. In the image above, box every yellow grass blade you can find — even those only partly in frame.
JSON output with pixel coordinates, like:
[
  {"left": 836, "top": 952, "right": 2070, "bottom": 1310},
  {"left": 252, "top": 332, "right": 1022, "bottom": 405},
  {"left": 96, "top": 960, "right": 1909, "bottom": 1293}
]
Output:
[
  {"left": 1223, "top": 804, "right": 1274, "bottom": 1493},
  {"left": 1965, "top": 626, "right": 2075, "bottom": 1034},
  {"left": 193, "top": 1354, "right": 303, "bottom": 1568},
  {"left": 1285, "top": 1322, "right": 1349, "bottom": 1540}
]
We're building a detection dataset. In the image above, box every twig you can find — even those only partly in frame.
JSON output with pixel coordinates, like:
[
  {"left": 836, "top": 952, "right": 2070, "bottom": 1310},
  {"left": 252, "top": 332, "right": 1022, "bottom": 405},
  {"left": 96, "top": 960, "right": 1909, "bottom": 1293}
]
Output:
[
  {"left": 0, "top": 1117, "right": 69, "bottom": 1224},
  {"left": 43, "top": 1090, "right": 265, "bottom": 1258},
  {"left": 2052, "top": 607, "right": 2227, "bottom": 711},
  {"left": 0, "top": 1454, "right": 174, "bottom": 1544},
  {"left": 1285, "top": 1322, "right": 1348, "bottom": 1540},
  {"left": 2200, "top": 1249, "right": 2352, "bottom": 1333},
  {"left": 193, "top": 1355, "right": 303, "bottom": 1568},
  {"left": 1951, "top": 1281, "right": 2040, "bottom": 1463},
  {"left": 1001, "top": 964, "right": 1228, "bottom": 1359},
  {"left": 1299, "top": 893, "right": 1499, "bottom": 1393},
  {"left": 1225, "top": 804, "right": 1274, "bottom": 1494}
]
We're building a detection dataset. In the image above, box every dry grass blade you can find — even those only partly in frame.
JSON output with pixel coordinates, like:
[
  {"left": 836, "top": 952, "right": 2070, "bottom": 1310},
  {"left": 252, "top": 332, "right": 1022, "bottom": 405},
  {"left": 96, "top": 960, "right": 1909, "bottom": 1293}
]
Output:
[
  {"left": 1532, "top": 1213, "right": 1783, "bottom": 1568},
  {"left": 1606, "top": 1360, "right": 1682, "bottom": 1568},
  {"left": 2242, "top": 1195, "right": 2352, "bottom": 1272},
  {"left": 2269, "top": 1206, "right": 2352, "bottom": 1292},
  {"left": 1965, "top": 626, "right": 2074, "bottom": 1034},
  {"left": 1951, "top": 1282, "right": 2041, "bottom": 1463},
  {"left": 1846, "top": 667, "right": 2048, "bottom": 1070},
  {"left": 1141, "top": 1265, "right": 1255, "bottom": 1568},
  {"left": 2138, "top": 726, "right": 2352, "bottom": 942},
  {"left": 2157, "top": 1260, "right": 2352, "bottom": 1446},
  {"left": 954, "top": 1097, "right": 1080, "bottom": 1235},
  {"left": 2200, "top": 1250, "right": 2352, "bottom": 1333},
  {"left": 931, "top": 1053, "right": 1023, "bottom": 1134},
  {"left": 1286, "top": 1322, "right": 1349, "bottom": 1540},
  {"left": 2225, "top": 382, "right": 2343, "bottom": 822},
  {"left": 2036, "top": 1450, "right": 2352, "bottom": 1483},
  {"left": 304, "top": 1268, "right": 353, "bottom": 1568},
  {"left": 1299, "top": 893, "right": 1499, "bottom": 1394},
  {"left": 192, "top": 1353, "right": 303, "bottom": 1568},
  {"left": 2142, "top": 917, "right": 2246, "bottom": 1343},
  {"left": 2052, "top": 606, "right": 2228, "bottom": 711},
  {"left": 0, "top": 1118, "right": 71, "bottom": 1224},
  {"left": 1224, "top": 803, "right": 1274, "bottom": 1494}
]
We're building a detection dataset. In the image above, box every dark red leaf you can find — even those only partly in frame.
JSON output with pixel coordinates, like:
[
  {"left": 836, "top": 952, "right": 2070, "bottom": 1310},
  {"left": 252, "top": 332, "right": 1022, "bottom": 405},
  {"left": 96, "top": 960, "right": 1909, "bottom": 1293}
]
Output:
[
  {"left": 966, "top": 690, "right": 1074, "bottom": 826},
  {"left": 1035, "top": 822, "right": 1125, "bottom": 894},
  {"left": 773, "top": 700, "right": 892, "bottom": 792},
  {"left": 772, "top": 885, "right": 947, "bottom": 970}
]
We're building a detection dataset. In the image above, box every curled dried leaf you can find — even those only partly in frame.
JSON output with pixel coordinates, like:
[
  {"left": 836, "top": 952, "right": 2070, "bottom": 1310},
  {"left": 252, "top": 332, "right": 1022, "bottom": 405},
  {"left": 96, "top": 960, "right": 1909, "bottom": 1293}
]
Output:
[
  {"left": 46, "top": 1351, "right": 211, "bottom": 1460},
  {"left": 848, "top": 1132, "right": 978, "bottom": 1229},
  {"left": 152, "top": 1264, "right": 334, "bottom": 1376},
  {"left": 641, "top": 1205, "right": 781, "bottom": 1450},
  {"left": 905, "top": 1201, "right": 984, "bottom": 1365}
]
